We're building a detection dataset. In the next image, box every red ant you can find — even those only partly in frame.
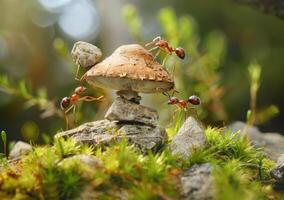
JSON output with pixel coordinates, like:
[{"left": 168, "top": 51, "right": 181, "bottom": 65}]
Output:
[
  {"left": 145, "top": 36, "right": 185, "bottom": 66},
  {"left": 60, "top": 86, "right": 104, "bottom": 129},
  {"left": 163, "top": 92, "right": 201, "bottom": 112}
]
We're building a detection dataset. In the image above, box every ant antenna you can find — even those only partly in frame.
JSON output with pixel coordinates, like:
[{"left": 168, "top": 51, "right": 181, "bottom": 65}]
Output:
[{"left": 162, "top": 91, "right": 171, "bottom": 98}]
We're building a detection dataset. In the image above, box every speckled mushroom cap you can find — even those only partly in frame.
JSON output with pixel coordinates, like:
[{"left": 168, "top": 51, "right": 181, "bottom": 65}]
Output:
[{"left": 85, "top": 44, "right": 174, "bottom": 93}]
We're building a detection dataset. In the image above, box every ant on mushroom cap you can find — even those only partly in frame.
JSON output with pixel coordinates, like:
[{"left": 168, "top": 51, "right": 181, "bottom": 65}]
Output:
[
  {"left": 145, "top": 36, "right": 185, "bottom": 66},
  {"left": 60, "top": 86, "right": 104, "bottom": 129}
]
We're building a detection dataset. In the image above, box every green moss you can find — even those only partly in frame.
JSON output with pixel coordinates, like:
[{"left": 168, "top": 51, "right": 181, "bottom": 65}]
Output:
[
  {"left": 0, "top": 128, "right": 281, "bottom": 199},
  {"left": 213, "top": 160, "right": 266, "bottom": 200}
]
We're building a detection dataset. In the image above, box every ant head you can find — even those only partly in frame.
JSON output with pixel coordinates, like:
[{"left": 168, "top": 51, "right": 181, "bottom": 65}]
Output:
[
  {"left": 168, "top": 96, "right": 179, "bottom": 105},
  {"left": 175, "top": 47, "right": 185, "bottom": 59},
  {"left": 188, "top": 95, "right": 201, "bottom": 105},
  {"left": 60, "top": 97, "right": 71, "bottom": 110},
  {"left": 74, "top": 86, "right": 86, "bottom": 95},
  {"left": 157, "top": 40, "right": 168, "bottom": 48}
]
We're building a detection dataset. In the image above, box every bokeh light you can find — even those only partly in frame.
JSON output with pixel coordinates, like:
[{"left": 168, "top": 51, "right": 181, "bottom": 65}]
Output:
[
  {"left": 58, "top": 0, "right": 100, "bottom": 41},
  {"left": 30, "top": 7, "right": 59, "bottom": 27},
  {"left": 38, "top": 0, "right": 72, "bottom": 13},
  {"left": 21, "top": 121, "right": 40, "bottom": 141}
]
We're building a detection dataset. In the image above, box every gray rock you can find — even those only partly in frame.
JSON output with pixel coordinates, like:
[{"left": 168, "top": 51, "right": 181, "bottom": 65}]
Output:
[
  {"left": 55, "top": 120, "right": 167, "bottom": 153},
  {"left": 170, "top": 117, "right": 206, "bottom": 159},
  {"left": 181, "top": 163, "right": 214, "bottom": 200},
  {"left": 9, "top": 141, "right": 32, "bottom": 160},
  {"left": 118, "top": 125, "right": 167, "bottom": 153},
  {"left": 105, "top": 97, "right": 158, "bottom": 126},
  {"left": 271, "top": 154, "right": 284, "bottom": 182},
  {"left": 58, "top": 154, "right": 102, "bottom": 169},
  {"left": 71, "top": 41, "right": 102, "bottom": 69},
  {"left": 55, "top": 120, "right": 119, "bottom": 146},
  {"left": 228, "top": 121, "right": 284, "bottom": 160}
]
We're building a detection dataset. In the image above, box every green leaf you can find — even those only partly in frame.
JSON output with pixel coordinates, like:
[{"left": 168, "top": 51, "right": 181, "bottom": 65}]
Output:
[
  {"left": 255, "top": 105, "right": 279, "bottom": 125},
  {"left": 42, "top": 133, "right": 51, "bottom": 144},
  {"left": 53, "top": 38, "right": 69, "bottom": 58},
  {"left": 19, "top": 80, "right": 31, "bottom": 99},
  {"left": 205, "top": 31, "right": 226, "bottom": 68},
  {"left": 248, "top": 62, "right": 262, "bottom": 93},
  {"left": 0, "top": 75, "right": 9, "bottom": 86},
  {"left": 1, "top": 130, "right": 7, "bottom": 144},
  {"left": 36, "top": 88, "right": 47, "bottom": 99},
  {"left": 158, "top": 7, "right": 178, "bottom": 45},
  {"left": 246, "top": 110, "right": 252, "bottom": 122},
  {"left": 122, "top": 4, "right": 142, "bottom": 41}
]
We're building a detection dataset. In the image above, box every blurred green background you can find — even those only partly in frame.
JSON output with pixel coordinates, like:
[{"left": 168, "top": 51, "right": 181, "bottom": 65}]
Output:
[{"left": 0, "top": 0, "right": 284, "bottom": 144}]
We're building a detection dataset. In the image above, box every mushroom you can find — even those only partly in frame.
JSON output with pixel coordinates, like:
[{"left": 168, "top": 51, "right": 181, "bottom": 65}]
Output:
[{"left": 84, "top": 44, "right": 174, "bottom": 103}]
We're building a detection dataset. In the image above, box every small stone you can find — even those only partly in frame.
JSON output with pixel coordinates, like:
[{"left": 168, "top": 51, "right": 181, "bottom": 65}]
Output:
[
  {"left": 271, "top": 154, "right": 284, "bottom": 182},
  {"left": 55, "top": 120, "right": 119, "bottom": 143},
  {"left": 55, "top": 120, "right": 167, "bottom": 153},
  {"left": 181, "top": 163, "right": 214, "bottom": 200},
  {"left": 228, "top": 121, "right": 284, "bottom": 160},
  {"left": 170, "top": 117, "right": 206, "bottom": 160},
  {"left": 9, "top": 141, "right": 32, "bottom": 160},
  {"left": 105, "top": 97, "right": 158, "bottom": 126},
  {"left": 58, "top": 154, "right": 102, "bottom": 170},
  {"left": 118, "top": 124, "right": 167, "bottom": 153},
  {"left": 71, "top": 41, "right": 102, "bottom": 69}
]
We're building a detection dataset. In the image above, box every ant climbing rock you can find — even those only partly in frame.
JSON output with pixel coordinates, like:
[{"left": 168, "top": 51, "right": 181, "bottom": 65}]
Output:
[
  {"left": 145, "top": 36, "right": 185, "bottom": 66},
  {"left": 60, "top": 86, "right": 104, "bottom": 129}
]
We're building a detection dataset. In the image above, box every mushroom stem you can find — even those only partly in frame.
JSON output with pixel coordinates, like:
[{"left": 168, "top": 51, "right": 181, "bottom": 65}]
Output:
[{"left": 116, "top": 90, "right": 141, "bottom": 104}]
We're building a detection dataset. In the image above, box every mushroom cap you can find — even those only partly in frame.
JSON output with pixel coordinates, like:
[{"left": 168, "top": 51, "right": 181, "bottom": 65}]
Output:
[
  {"left": 85, "top": 44, "right": 174, "bottom": 93},
  {"left": 71, "top": 41, "right": 102, "bottom": 69}
]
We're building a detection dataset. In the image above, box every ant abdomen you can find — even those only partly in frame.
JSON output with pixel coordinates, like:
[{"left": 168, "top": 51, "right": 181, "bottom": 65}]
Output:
[
  {"left": 188, "top": 95, "right": 201, "bottom": 105},
  {"left": 175, "top": 47, "right": 185, "bottom": 59},
  {"left": 60, "top": 97, "right": 71, "bottom": 110}
]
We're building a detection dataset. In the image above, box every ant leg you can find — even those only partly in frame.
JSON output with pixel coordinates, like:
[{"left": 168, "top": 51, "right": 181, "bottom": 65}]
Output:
[
  {"left": 73, "top": 105, "right": 77, "bottom": 125},
  {"left": 145, "top": 41, "right": 154, "bottom": 47},
  {"left": 79, "top": 72, "right": 87, "bottom": 84},
  {"left": 79, "top": 95, "right": 104, "bottom": 102},
  {"left": 153, "top": 49, "right": 161, "bottom": 60},
  {"left": 63, "top": 111, "right": 69, "bottom": 130},
  {"left": 170, "top": 89, "right": 179, "bottom": 97},
  {"left": 184, "top": 108, "right": 189, "bottom": 119},
  {"left": 162, "top": 53, "right": 169, "bottom": 66},
  {"left": 190, "top": 107, "right": 198, "bottom": 119},
  {"left": 145, "top": 36, "right": 161, "bottom": 47},
  {"left": 63, "top": 105, "right": 74, "bottom": 130},
  {"left": 162, "top": 91, "right": 171, "bottom": 98},
  {"left": 148, "top": 46, "right": 159, "bottom": 53},
  {"left": 75, "top": 65, "right": 81, "bottom": 81},
  {"left": 171, "top": 60, "right": 176, "bottom": 75},
  {"left": 172, "top": 106, "right": 180, "bottom": 119}
]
